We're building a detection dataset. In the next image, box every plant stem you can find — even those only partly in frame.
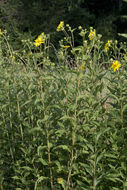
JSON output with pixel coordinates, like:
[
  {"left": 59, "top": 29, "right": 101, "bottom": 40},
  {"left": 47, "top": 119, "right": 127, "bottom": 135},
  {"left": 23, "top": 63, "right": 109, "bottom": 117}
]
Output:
[
  {"left": 93, "top": 137, "right": 97, "bottom": 190},
  {"left": 41, "top": 79, "right": 54, "bottom": 190},
  {"left": 46, "top": 125, "right": 54, "bottom": 190},
  {"left": 17, "top": 95, "right": 24, "bottom": 141},
  {"left": 66, "top": 77, "right": 79, "bottom": 190}
]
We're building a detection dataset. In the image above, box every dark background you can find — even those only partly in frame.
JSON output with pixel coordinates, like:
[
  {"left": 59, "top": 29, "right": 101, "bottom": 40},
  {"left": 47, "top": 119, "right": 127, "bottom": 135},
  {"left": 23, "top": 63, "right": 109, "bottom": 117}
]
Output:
[{"left": 0, "top": 0, "right": 127, "bottom": 48}]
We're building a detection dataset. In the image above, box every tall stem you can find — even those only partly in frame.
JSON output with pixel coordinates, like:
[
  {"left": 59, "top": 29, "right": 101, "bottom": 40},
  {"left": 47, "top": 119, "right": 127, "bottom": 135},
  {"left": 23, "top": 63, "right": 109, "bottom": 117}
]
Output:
[
  {"left": 45, "top": 124, "right": 54, "bottom": 190},
  {"left": 93, "top": 135, "right": 97, "bottom": 190},
  {"left": 2, "top": 33, "right": 13, "bottom": 57},
  {"left": 118, "top": 71, "right": 124, "bottom": 139},
  {"left": 66, "top": 74, "right": 80, "bottom": 190},
  {"left": 40, "top": 79, "right": 54, "bottom": 190},
  {"left": 17, "top": 95, "right": 24, "bottom": 141}
]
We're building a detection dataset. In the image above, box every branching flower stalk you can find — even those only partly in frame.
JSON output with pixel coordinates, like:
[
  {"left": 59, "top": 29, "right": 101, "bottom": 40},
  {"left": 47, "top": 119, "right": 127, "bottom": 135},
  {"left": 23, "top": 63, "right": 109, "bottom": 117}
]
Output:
[{"left": 62, "top": 28, "right": 74, "bottom": 48}]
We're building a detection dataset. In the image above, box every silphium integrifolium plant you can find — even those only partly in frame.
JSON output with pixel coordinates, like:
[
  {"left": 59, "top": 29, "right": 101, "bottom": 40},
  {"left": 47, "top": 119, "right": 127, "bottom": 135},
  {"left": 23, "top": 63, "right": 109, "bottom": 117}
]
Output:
[
  {"left": 0, "top": 22, "right": 127, "bottom": 190},
  {"left": 105, "top": 49, "right": 127, "bottom": 189}
]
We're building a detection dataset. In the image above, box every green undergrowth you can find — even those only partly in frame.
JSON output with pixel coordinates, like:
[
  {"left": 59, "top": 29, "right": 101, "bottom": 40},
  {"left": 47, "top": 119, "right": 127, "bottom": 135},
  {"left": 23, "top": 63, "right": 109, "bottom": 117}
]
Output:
[{"left": 0, "top": 24, "right": 127, "bottom": 190}]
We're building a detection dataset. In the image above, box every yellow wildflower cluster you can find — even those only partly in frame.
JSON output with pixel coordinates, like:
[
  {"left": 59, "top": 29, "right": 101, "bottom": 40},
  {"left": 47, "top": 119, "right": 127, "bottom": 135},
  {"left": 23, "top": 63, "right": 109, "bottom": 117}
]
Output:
[
  {"left": 57, "top": 21, "right": 64, "bottom": 32},
  {"left": 111, "top": 60, "right": 121, "bottom": 72},
  {"left": 88, "top": 28, "right": 96, "bottom": 40},
  {"left": 104, "top": 40, "right": 111, "bottom": 51},
  {"left": 34, "top": 32, "right": 45, "bottom": 47}
]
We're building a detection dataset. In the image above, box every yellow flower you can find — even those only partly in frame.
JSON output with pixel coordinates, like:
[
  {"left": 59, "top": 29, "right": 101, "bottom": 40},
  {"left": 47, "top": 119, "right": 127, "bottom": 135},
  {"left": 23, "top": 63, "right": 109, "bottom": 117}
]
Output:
[
  {"left": 34, "top": 33, "right": 45, "bottom": 47},
  {"left": 104, "top": 40, "right": 111, "bottom": 51},
  {"left": 0, "top": 29, "right": 2, "bottom": 36},
  {"left": 57, "top": 21, "right": 64, "bottom": 32},
  {"left": 88, "top": 28, "right": 96, "bottom": 40},
  {"left": 34, "top": 36, "right": 43, "bottom": 47},
  {"left": 63, "top": 45, "right": 70, "bottom": 48},
  {"left": 111, "top": 60, "right": 121, "bottom": 72}
]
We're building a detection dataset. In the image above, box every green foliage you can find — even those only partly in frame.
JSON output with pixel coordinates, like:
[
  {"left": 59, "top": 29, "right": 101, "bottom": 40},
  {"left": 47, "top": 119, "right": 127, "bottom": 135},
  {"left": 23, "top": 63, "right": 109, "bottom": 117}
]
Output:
[{"left": 0, "top": 24, "right": 127, "bottom": 190}]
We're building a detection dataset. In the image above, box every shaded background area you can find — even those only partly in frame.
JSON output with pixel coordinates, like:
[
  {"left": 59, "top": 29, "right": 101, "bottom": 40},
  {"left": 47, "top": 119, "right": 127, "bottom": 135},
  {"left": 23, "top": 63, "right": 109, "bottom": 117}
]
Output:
[{"left": 0, "top": 0, "right": 127, "bottom": 48}]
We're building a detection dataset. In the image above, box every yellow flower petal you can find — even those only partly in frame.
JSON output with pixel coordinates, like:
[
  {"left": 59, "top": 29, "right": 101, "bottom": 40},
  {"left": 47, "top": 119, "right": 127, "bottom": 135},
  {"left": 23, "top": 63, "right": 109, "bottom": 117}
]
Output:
[
  {"left": 104, "top": 40, "right": 111, "bottom": 51},
  {"left": 34, "top": 33, "right": 45, "bottom": 47},
  {"left": 111, "top": 60, "right": 121, "bottom": 72},
  {"left": 88, "top": 28, "right": 96, "bottom": 40},
  {"left": 57, "top": 21, "right": 64, "bottom": 32},
  {"left": 63, "top": 45, "right": 70, "bottom": 48}
]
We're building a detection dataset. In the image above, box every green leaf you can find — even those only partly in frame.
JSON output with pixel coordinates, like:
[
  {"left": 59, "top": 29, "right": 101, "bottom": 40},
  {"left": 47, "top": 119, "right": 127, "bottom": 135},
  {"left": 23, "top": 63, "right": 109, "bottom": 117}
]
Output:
[
  {"left": 96, "top": 154, "right": 103, "bottom": 165},
  {"left": 37, "top": 176, "right": 48, "bottom": 182},
  {"left": 123, "top": 104, "right": 127, "bottom": 112},
  {"left": 118, "top": 33, "right": 127, "bottom": 38},
  {"left": 104, "top": 153, "right": 117, "bottom": 159},
  {"left": 38, "top": 158, "right": 48, "bottom": 166},
  {"left": 112, "top": 188, "right": 120, "bottom": 190},
  {"left": 29, "top": 127, "right": 42, "bottom": 133},
  {"left": 121, "top": 162, "right": 126, "bottom": 171},
  {"left": 109, "top": 94, "right": 119, "bottom": 102},
  {"left": 96, "top": 128, "right": 110, "bottom": 143},
  {"left": 86, "top": 143, "right": 94, "bottom": 153},
  {"left": 55, "top": 161, "right": 62, "bottom": 172},
  {"left": 12, "top": 176, "right": 20, "bottom": 180},
  {"left": 77, "top": 94, "right": 86, "bottom": 102},
  {"left": 37, "top": 145, "right": 47, "bottom": 156},
  {"left": 60, "top": 115, "right": 74, "bottom": 122},
  {"left": 54, "top": 145, "right": 71, "bottom": 152},
  {"left": 22, "top": 166, "right": 33, "bottom": 171}
]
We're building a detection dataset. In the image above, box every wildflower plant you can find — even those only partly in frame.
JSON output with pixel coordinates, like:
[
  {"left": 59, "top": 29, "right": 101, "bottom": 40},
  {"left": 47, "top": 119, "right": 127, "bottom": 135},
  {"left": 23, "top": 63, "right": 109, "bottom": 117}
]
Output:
[
  {"left": 104, "top": 40, "right": 112, "bottom": 52},
  {"left": 0, "top": 22, "right": 127, "bottom": 190},
  {"left": 34, "top": 32, "right": 46, "bottom": 47},
  {"left": 88, "top": 27, "right": 96, "bottom": 41},
  {"left": 111, "top": 60, "right": 121, "bottom": 72}
]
